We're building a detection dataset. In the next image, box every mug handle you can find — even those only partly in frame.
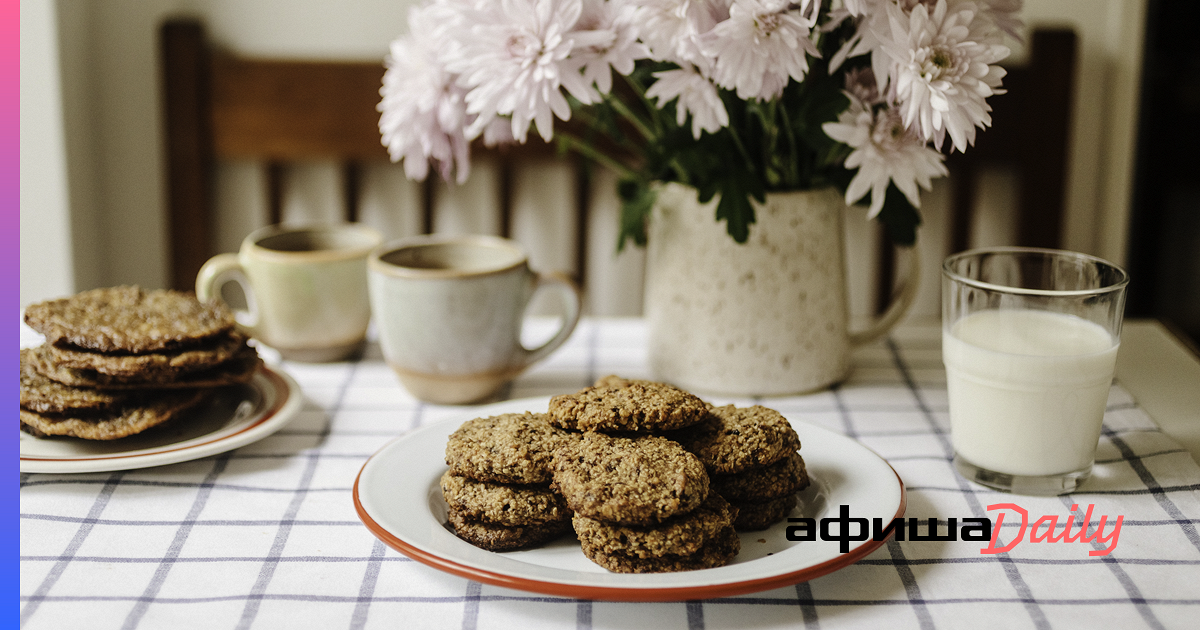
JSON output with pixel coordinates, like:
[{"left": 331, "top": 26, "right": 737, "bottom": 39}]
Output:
[
  {"left": 848, "top": 245, "right": 921, "bottom": 347},
  {"left": 196, "top": 253, "right": 261, "bottom": 331},
  {"left": 519, "top": 272, "right": 583, "bottom": 367}
]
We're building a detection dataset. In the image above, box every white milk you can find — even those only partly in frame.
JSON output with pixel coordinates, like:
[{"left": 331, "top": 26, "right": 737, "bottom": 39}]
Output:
[{"left": 943, "top": 309, "right": 1118, "bottom": 476}]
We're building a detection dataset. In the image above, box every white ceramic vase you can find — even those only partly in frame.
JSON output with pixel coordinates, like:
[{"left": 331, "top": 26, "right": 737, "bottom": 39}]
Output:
[{"left": 644, "top": 182, "right": 918, "bottom": 396}]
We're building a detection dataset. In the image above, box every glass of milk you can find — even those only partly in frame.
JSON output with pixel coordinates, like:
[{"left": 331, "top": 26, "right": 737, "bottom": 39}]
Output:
[{"left": 942, "top": 247, "right": 1129, "bottom": 495}]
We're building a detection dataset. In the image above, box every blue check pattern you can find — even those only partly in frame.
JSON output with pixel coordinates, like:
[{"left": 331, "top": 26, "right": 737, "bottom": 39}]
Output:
[{"left": 20, "top": 319, "right": 1200, "bottom": 630}]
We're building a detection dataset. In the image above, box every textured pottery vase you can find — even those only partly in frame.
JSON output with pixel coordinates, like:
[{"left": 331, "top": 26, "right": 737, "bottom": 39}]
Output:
[{"left": 644, "top": 182, "right": 916, "bottom": 396}]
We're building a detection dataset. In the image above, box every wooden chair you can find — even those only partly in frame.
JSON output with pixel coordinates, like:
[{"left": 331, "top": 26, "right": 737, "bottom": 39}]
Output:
[
  {"left": 162, "top": 18, "right": 1076, "bottom": 319},
  {"left": 873, "top": 28, "right": 1078, "bottom": 313},
  {"left": 160, "top": 18, "right": 593, "bottom": 295},
  {"left": 945, "top": 28, "right": 1078, "bottom": 253}
]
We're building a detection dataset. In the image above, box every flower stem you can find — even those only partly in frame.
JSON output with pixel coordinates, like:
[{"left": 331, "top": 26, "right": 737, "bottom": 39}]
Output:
[
  {"left": 725, "top": 124, "right": 756, "bottom": 177},
  {"left": 777, "top": 104, "right": 800, "bottom": 188},
  {"left": 669, "top": 159, "right": 692, "bottom": 185},
  {"left": 571, "top": 107, "right": 645, "bottom": 156},
  {"left": 619, "top": 72, "right": 664, "bottom": 137},
  {"left": 605, "top": 91, "right": 656, "bottom": 143},
  {"left": 555, "top": 131, "right": 637, "bottom": 179}
]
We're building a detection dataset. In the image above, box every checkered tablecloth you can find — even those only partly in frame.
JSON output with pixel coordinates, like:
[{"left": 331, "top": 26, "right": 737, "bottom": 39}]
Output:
[{"left": 20, "top": 318, "right": 1200, "bottom": 629}]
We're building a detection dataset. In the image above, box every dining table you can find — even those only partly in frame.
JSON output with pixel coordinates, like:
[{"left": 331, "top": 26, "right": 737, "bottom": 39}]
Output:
[{"left": 19, "top": 317, "right": 1200, "bottom": 630}]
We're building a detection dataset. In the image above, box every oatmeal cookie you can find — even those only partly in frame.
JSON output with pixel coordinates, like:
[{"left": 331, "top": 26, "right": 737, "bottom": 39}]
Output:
[
  {"left": 19, "top": 388, "right": 209, "bottom": 441},
  {"left": 676, "top": 405, "right": 801, "bottom": 474},
  {"left": 729, "top": 493, "right": 799, "bottom": 532},
  {"left": 24, "top": 286, "right": 236, "bottom": 353},
  {"left": 29, "top": 343, "right": 261, "bottom": 390},
  {"left": 580, "top": 524, "right": 740, "bottom": 573},
  {"left": 551, "top": 432, "right": 709, "bottom": 526},
  {"left": 710, "top": 452, "right": 809, "bottom": 503},
  {"left": 445, "top": 508, "right": 573, "bottom": 551},
  {"left": 440, "top": 471, "right": 570, "bottom": 527},
  {"left": 20, "top": 348, "right": 133, "bottom": 415},
  {"left": 43, "top": 331, "right": 251, "bottom": 377},
  {"left": 548, "top": 375, "right": 709, "bottom": 433},
  {"left": 444, "top": 413, "right": 569, "bottom": 485},
  {"left": 572, "top": 493, "right": 736, "bottom": 560}
]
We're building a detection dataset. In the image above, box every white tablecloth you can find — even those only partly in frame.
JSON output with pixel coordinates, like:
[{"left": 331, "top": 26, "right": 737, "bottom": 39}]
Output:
[{"left": 20, "top": 318, "right": 1200, "bottom": 629}]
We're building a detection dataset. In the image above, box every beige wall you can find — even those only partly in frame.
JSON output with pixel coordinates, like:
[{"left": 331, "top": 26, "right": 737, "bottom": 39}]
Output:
[
  {"left": 20, "top": 0, "right": 416, "bottom": 308},
  {"left": 20, "top": 0, "right": 75, "bottom": 307},
  {"left": 21, "top": 0, "right": 1147, "bottom": 316}
]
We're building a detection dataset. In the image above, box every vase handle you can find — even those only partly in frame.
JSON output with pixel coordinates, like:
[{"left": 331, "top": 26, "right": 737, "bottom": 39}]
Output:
[{"left": 848, "top": 245, "right": 920, "bottom": 347}]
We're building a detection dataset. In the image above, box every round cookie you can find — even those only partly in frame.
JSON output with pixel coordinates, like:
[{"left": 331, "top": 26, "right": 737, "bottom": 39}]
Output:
[
  {"left": 24, "top": 286, "right": 236, "bottom": 353},
  {"left": 440, "top": 471, "right": 571, "bottom": 527},
  {"left": 19, "top": 388, "right": 209, "bottom": 441},
  {"left": 572, "top": 493, "right": 736, "bottom": 560},
  {"left": 445, "top": 509, "right": 573, "bottom": 551},
  {"left": 20, "top": 348, "right": 133, "bottom": 415},
  {"left": 44, "top": 331, "right": 251, "bottom": 377},
  {"left": 676, "top": 405, "right": 801, "bottom": 474},
  {"left": 580, "top": 524, "right": 740, "bottom": 573},
  {"left": 548, "top": 375, "right": 709, "bottom": 433},
  {"left": 711, "top": 452, "right": 809, "bottom": 503},
  {"left": 445, "top": 412, "right": 569, "bottom": 485},
  {"left": 29, "top": 343, "right": 262, "bottom": 390},
  {"left": 551, "top": 432, "right": 709, "bottom": 526},
  {"left": 730, "top": 493, "right": 799, "bottom": 531}
]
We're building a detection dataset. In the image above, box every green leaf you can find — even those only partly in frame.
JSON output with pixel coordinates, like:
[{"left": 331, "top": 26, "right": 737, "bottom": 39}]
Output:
[
  {"left": 617, "top": 177, "right": 655, "bottom": 250},
  {"left": 713, "top": 171, "right": 764, "bottom": 243}
]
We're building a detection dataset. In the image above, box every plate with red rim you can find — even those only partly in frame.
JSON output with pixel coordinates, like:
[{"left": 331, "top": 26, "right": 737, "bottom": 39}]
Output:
[
  {"left": 20, "top": 365, "right": 303, "bottom": 474},
  {"left": 354, "top": 396, "right": 906, "bottom": 601}
]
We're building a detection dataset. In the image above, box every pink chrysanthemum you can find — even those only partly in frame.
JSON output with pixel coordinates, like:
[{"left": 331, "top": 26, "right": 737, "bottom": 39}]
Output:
[
  {"left": 822, "top": 94, "right": 948, "bottom": 217},
  {"left": 645, "top": 64, "right": 729, "bottom": 139},
  {"left": 574, "top": 0, "right": 651, "bottom": 94},
  {"left": 378, "top": 7, "right": 473, "bottom": 183},
  {"left": 630, "top": 0, "right": 730, "bottom": 75},
  {"left": 701, "top": 0, "right": 820, "bottom": 100},
  {"left": 873, "top": 0, "right": 1011, "bottom": 151},
  {"left": 447, "top": 0, "right": 598, "bottom": 144}
]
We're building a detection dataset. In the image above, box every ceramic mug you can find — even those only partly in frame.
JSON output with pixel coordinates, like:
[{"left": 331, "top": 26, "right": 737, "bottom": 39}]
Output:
[
  {"left": 196, "top": 223, "right": 383, "bottom": 362},
  {"left": 369, "top": 234, "right": 582, "bottom": 404}
]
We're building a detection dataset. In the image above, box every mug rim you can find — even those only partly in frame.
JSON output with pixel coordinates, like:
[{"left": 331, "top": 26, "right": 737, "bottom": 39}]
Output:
[
  {"left": 942, "top": 246, "right": 1130, "bottom": 297},
  {"left": 369, "top": 234, "right": 529, "bottom": 280},
  {"left": 245, "top": 222, "right": 384, "bottom": 263}
]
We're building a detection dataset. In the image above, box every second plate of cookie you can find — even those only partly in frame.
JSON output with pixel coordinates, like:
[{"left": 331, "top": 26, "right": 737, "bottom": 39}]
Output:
[
  {"left": 354, "top": 396, "right": 906, "bottom": 601},
  {"left": 20, "top": 365, "right": 302, "bottom": 474}
]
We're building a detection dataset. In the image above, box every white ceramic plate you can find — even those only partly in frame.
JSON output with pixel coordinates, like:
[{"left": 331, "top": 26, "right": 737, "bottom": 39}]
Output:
[
  {"left": 20, "top": 365, "right": 303, "bottom": 474},
  {"left": 354, "top": 397, "right": 906, "bottom": 601}
]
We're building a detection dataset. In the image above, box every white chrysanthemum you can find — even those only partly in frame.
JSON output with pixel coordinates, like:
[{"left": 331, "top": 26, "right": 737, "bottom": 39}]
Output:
[
  {"left": 822, "top": 94, "right": 947, "bottom": 217},
  {"left": 378, "top": 8, "right": 473, "bottom": 183},
  {"left": 827, "top": 0, "right": 885, "bottom": 73},
  {"left": 701, "top": 0, "right": 820, "bottom": 100},
  {"left": 842, "top": 0, "right": 884, "bottom": 18},
  {"left": 574, "top": 0, "right": 651, "bottom": 94},
  {"left": 645, "top": 65, "right": 729, "bottom": 139},
  {"left": 873, "top": 0, "right": 1010, "bottom": 151},
  {"left": 629, "top": 0, "right": 730, "bottom": 74},
  {"left": 447, "top": 0, "right": 597, "bottom": 144}
]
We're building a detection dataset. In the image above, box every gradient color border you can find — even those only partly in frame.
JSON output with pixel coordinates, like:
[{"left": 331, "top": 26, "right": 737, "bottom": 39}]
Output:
[{"left": 7, "top": 0, "right": 22, "bottom": 621}]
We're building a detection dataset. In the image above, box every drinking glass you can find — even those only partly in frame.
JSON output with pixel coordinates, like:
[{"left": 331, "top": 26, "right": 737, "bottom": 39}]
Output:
[{"left": 942, "top": 247, "right": 1129, "bottom": 495}]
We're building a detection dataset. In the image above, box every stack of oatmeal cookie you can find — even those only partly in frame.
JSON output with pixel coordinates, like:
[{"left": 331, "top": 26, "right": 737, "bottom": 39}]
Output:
[
  {"left": 439, "top": 375, "right": 810, "bottom": 573},
  {"left": 441, "top": 412, "right": 574, "bottom": 550},
  {"left": 547, "top": 376, "right": 740, "bottom": 572},
  {"left": 20, "top": 286, "right": 260, "bottom": 440},
  {"left": 552, "top": 431, "right": 740, "bottom": 573},
  {"left": 675, "top": 405, "right": 810, "bottom": 531}
]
